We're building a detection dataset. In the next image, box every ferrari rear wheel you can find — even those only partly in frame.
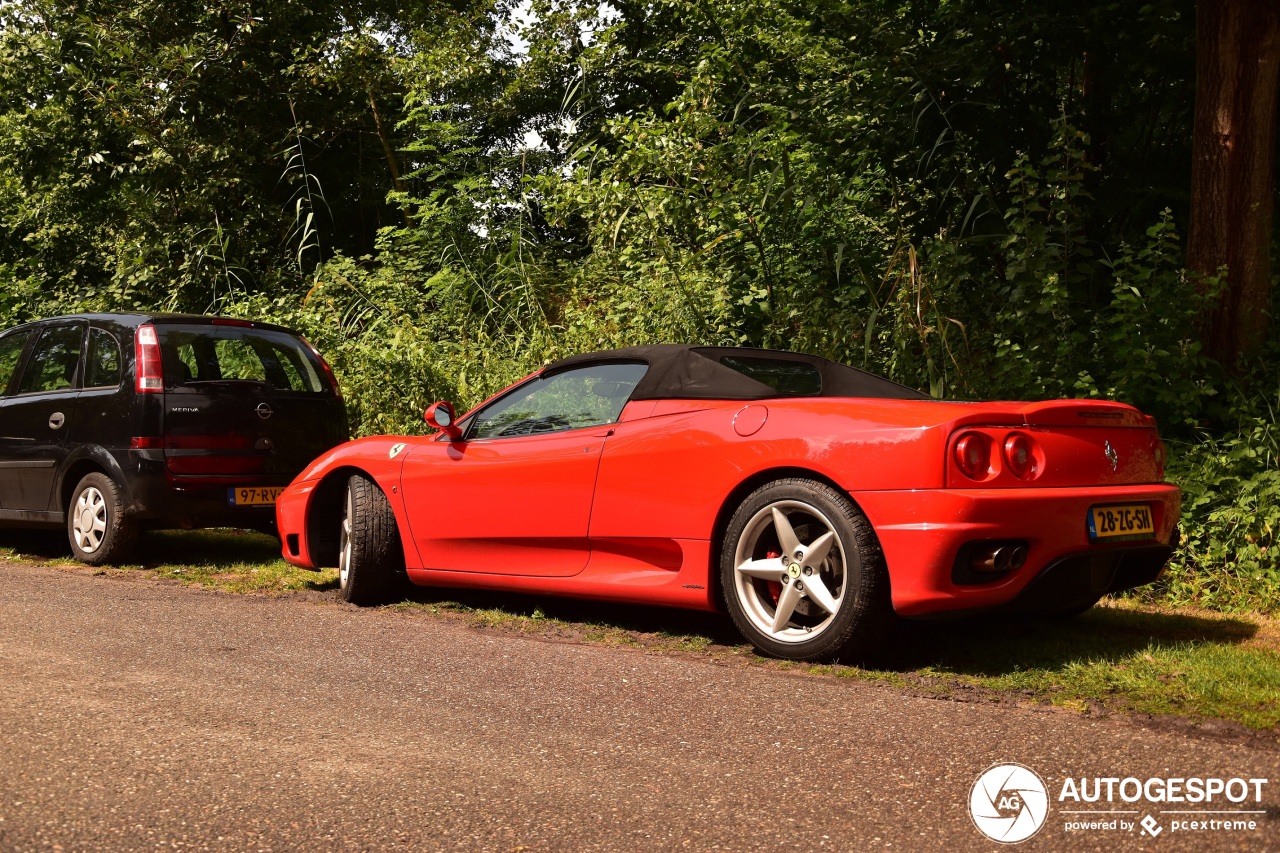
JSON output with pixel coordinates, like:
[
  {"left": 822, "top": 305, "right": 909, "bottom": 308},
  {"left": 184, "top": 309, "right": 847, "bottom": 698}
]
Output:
[
  {"left": 720, "top": 478, "right": 891, "bottom": 663},
  {"left": 338, "top": 473, "right": 406, "bottom": 606}
]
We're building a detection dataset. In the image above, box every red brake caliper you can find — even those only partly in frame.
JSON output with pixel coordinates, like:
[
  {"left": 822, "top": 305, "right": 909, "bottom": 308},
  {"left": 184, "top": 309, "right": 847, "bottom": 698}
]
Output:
[{"left": 765, "top": 550, "right": 782, "bottom": 603}]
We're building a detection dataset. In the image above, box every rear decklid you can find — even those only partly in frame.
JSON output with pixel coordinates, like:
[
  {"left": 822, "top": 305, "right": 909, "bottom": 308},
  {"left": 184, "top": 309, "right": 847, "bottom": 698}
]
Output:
[
  {"left": 149, "top": 318, "right": 347, "bottom": 478},
  {"left": 944, "top": 399, "right": 1165, "bottom": 488}
]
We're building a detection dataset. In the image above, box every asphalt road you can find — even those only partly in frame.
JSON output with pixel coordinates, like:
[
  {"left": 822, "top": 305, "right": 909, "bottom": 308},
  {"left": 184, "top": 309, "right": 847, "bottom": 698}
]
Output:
[{"left": 0, "top": 563, "right": 1276, "bottom": 852}]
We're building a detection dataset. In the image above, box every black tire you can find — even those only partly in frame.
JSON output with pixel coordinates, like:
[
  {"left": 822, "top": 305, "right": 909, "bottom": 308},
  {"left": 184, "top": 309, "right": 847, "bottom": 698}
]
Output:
[
  {"left": 338, "top": 473, "right": 406, "bottom": 606},
  {"left": 67, "top": 472, "right": 138, "bottom": 565},
  {"left": 720, "top": 478, "right": 891, "bottom": 663}
]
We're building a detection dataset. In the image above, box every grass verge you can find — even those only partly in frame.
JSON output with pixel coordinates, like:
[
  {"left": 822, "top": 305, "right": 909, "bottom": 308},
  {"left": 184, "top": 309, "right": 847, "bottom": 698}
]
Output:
[{"left": 3, "top": 528, "right": 1277, "bottom": 733}]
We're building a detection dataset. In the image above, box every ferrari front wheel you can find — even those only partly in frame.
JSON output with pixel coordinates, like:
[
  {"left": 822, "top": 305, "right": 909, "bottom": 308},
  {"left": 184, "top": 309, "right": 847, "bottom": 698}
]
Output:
[
  {"left": 337, "top": 473, "right": 406, "bottom": 606},
  {"left": 720, "top": 478, "right": 891, "bottom": 663}
]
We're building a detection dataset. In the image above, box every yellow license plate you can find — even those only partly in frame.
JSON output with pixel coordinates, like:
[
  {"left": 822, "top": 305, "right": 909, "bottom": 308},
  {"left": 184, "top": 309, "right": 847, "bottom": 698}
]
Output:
[
  {"left": 227, "top": 486, "right": 285, "bottom": 507},
  {"left": 1088, "top": 504, "right": 1155, "bottom": 541}
]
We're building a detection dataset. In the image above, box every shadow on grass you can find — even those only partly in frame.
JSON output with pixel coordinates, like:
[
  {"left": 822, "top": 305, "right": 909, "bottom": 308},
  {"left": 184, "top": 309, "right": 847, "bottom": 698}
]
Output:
[
  {"left": 875, "top": 606, "right": 1261, "bottom": 678},
  {"left": 305, "top": 576, "right": 341, "bottom": 591},
  {"left": 401, "top": 581, "right": 1263, "bottom": 680},
  {"left": 0, "top": 529, "right": 71, "bottom": 560},
  {"left": 135, "top": 529, "right": 281, "bottom": 567},
  {"left": 0, "top": 527, "right": 286, "bottom": 566},
  {"left": 401, "top": 583, "right": 746, "bottom": 646},
  {"left": 0, "top": 528, "right": 340, "bottom": 592}
]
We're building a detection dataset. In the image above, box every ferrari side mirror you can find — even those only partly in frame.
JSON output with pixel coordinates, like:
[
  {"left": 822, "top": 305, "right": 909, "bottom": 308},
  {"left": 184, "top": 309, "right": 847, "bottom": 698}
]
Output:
[{"left": 425, "top": 401, "right": 462, "bottom": 440}]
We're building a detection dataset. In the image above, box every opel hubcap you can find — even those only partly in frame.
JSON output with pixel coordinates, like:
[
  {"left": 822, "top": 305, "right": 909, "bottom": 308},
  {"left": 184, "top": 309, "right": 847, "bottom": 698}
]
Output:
[{"left": 72, "top": 487, "right": 108, "bottom": 554}]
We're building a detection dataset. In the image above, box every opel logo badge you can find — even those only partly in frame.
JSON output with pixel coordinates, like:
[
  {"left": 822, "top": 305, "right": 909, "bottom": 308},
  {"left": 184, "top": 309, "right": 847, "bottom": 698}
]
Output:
[
  {"left": 1103, "top": 440, "right": 1119, "bottom": 472},
  {"left": 256, "top": 403, "right": 273, "bottom": 420}
]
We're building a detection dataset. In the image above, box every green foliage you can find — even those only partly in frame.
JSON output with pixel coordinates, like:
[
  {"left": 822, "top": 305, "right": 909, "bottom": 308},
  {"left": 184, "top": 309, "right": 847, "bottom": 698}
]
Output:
[
  {"left": 1140, "top": 413, "right": 1280, "bottom": 615},
  {"left": 935, "top": 121, "right": 1216, "bottom": 429}
]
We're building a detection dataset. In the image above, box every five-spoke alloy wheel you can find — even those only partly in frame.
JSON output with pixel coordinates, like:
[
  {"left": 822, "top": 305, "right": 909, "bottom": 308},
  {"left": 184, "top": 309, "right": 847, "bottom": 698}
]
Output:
[
  {"left": 721, "top": 478, "right": 891, "bottom": 662},
  {"left": 67, "top": 472, "right": 137, "bottom": 565}
]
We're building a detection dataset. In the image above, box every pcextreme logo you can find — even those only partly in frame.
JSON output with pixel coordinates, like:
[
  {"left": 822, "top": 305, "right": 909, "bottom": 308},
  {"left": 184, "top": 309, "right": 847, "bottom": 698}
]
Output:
[{"left": 968, "top": 763, "right": 1271, "bottom": 843}]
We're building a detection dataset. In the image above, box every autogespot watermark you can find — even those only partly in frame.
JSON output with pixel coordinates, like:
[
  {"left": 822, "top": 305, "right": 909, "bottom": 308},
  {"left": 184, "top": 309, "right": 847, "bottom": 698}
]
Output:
[
  {"left": 970, "top": 763, "right": 1051, "bottom": 843},
  {"left": 968, "top": 763, "right": 1271, "bottom": 844}
]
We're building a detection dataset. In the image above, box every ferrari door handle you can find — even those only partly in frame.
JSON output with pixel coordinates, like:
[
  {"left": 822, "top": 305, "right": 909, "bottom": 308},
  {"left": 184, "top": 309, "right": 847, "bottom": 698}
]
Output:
[{"left": 48, "top": 412, "right": 65, "bottom": 430}]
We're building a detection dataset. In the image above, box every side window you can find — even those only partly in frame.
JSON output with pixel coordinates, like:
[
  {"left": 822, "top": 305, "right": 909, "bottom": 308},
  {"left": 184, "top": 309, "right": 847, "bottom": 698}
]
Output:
[
  {"left": 719, "top": 356, "right": 823, "bottom": 396},
  {"left": 16, "top": 325, "right": 83, "bottom": 395},
  {"left": 469, "top": 363, "right": 648, "bottom": 439},
  {"left": 0, "top": 331, "right": 32, "bottom": 396},
  {"left": 84, "top": 328, "right": 122, "bottom": 388}
]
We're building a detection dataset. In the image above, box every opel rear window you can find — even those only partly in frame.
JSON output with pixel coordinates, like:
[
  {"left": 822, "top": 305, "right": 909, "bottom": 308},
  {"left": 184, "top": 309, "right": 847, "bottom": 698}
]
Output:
[{"left": 158, "top": 326, "right": 325, "bottom": 393}]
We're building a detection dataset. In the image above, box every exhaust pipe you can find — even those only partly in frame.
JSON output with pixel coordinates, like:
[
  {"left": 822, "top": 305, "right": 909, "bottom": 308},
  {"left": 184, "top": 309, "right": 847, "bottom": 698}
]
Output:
[
  {"left": 970, "top": 542, "right": 1029, "bottom": 574},
  {"left": 1009, "top": 544, "right": 1028, "bottom": 570}
]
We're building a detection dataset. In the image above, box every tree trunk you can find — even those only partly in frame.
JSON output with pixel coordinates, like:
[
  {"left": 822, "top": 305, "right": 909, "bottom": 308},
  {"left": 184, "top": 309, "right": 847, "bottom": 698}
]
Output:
[
  {"left": 1188, "top": 0, "right": 1280, "bottom": 368},
  {"left": 366, "top": 85, "right": 411, "bottom": 229}
]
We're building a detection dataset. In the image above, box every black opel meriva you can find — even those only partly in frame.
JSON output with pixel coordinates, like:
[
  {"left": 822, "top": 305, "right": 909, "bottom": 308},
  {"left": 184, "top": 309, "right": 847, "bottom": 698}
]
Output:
[{"left": 0, "top": 313, "right": 348, "bottom": 563}]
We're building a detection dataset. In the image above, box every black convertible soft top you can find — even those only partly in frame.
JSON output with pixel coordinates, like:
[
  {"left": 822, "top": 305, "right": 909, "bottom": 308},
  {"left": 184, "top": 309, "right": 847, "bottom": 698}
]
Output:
[{"left": 545, "top": 345, "right": 930, "bottom": 401}]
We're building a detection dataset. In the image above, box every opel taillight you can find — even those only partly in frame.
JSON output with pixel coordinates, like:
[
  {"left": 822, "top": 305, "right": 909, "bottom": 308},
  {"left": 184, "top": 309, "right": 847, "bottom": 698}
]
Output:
[{"left": 135, "top": 324, "right": 163, "bottom": 393}]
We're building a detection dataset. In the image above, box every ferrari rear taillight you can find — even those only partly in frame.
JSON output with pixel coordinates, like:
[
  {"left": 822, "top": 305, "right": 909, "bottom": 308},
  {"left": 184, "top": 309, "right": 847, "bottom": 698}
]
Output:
[
  {"left": 1003, "top": 433, "right": 1039, "bottom": 479},
  {"left": 135, "top": 324, "right": 163, "bottom": 393},
  {"left": 302, "top": 337, "right": 343, "bottom": 401},
  {"left": 1152, "top": 435, "right": 1166, "bottom": 480},
  {"left": 954, "top": 433, "right": 990, "bottom": 480}
]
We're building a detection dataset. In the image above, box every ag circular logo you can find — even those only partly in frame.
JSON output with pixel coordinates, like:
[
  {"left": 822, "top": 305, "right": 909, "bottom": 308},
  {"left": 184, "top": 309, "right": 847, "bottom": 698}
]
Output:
[{"left": 969, "top": 763, "right": 1050, "bottom": 843}]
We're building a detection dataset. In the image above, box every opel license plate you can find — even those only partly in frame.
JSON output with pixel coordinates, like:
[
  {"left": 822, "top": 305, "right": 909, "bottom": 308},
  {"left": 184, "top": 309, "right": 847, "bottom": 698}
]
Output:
[{"left": 228, "top": 486, "right": 285, "bottom": 507}]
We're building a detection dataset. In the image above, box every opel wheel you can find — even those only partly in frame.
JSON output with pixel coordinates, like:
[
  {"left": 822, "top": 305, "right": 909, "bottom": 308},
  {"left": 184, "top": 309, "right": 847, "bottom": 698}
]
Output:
[
  {"left": 67, "top": 472, "right": 138, "bottom": 565},
  {"left": 720, "top": 478, "right": 891, "bottom": 662},
  {"left": 338, "top": 472, "right": 406, "bottom": 605}
]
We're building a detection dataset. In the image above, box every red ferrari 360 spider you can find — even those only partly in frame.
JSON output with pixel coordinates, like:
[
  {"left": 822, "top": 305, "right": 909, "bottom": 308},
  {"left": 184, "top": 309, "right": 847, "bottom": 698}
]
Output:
[{"left": 276, "top": 345, "right": 1180, "bottom": 661}]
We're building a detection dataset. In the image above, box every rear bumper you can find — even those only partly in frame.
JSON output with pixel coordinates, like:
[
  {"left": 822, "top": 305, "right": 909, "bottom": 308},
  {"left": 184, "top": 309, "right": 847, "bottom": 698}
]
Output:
[
  {"left": 126, "top": 463, "right": 289, "bottom": 529},
  {"left": 852, "top": 484, "right": 1181, "bottom": 617}
]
